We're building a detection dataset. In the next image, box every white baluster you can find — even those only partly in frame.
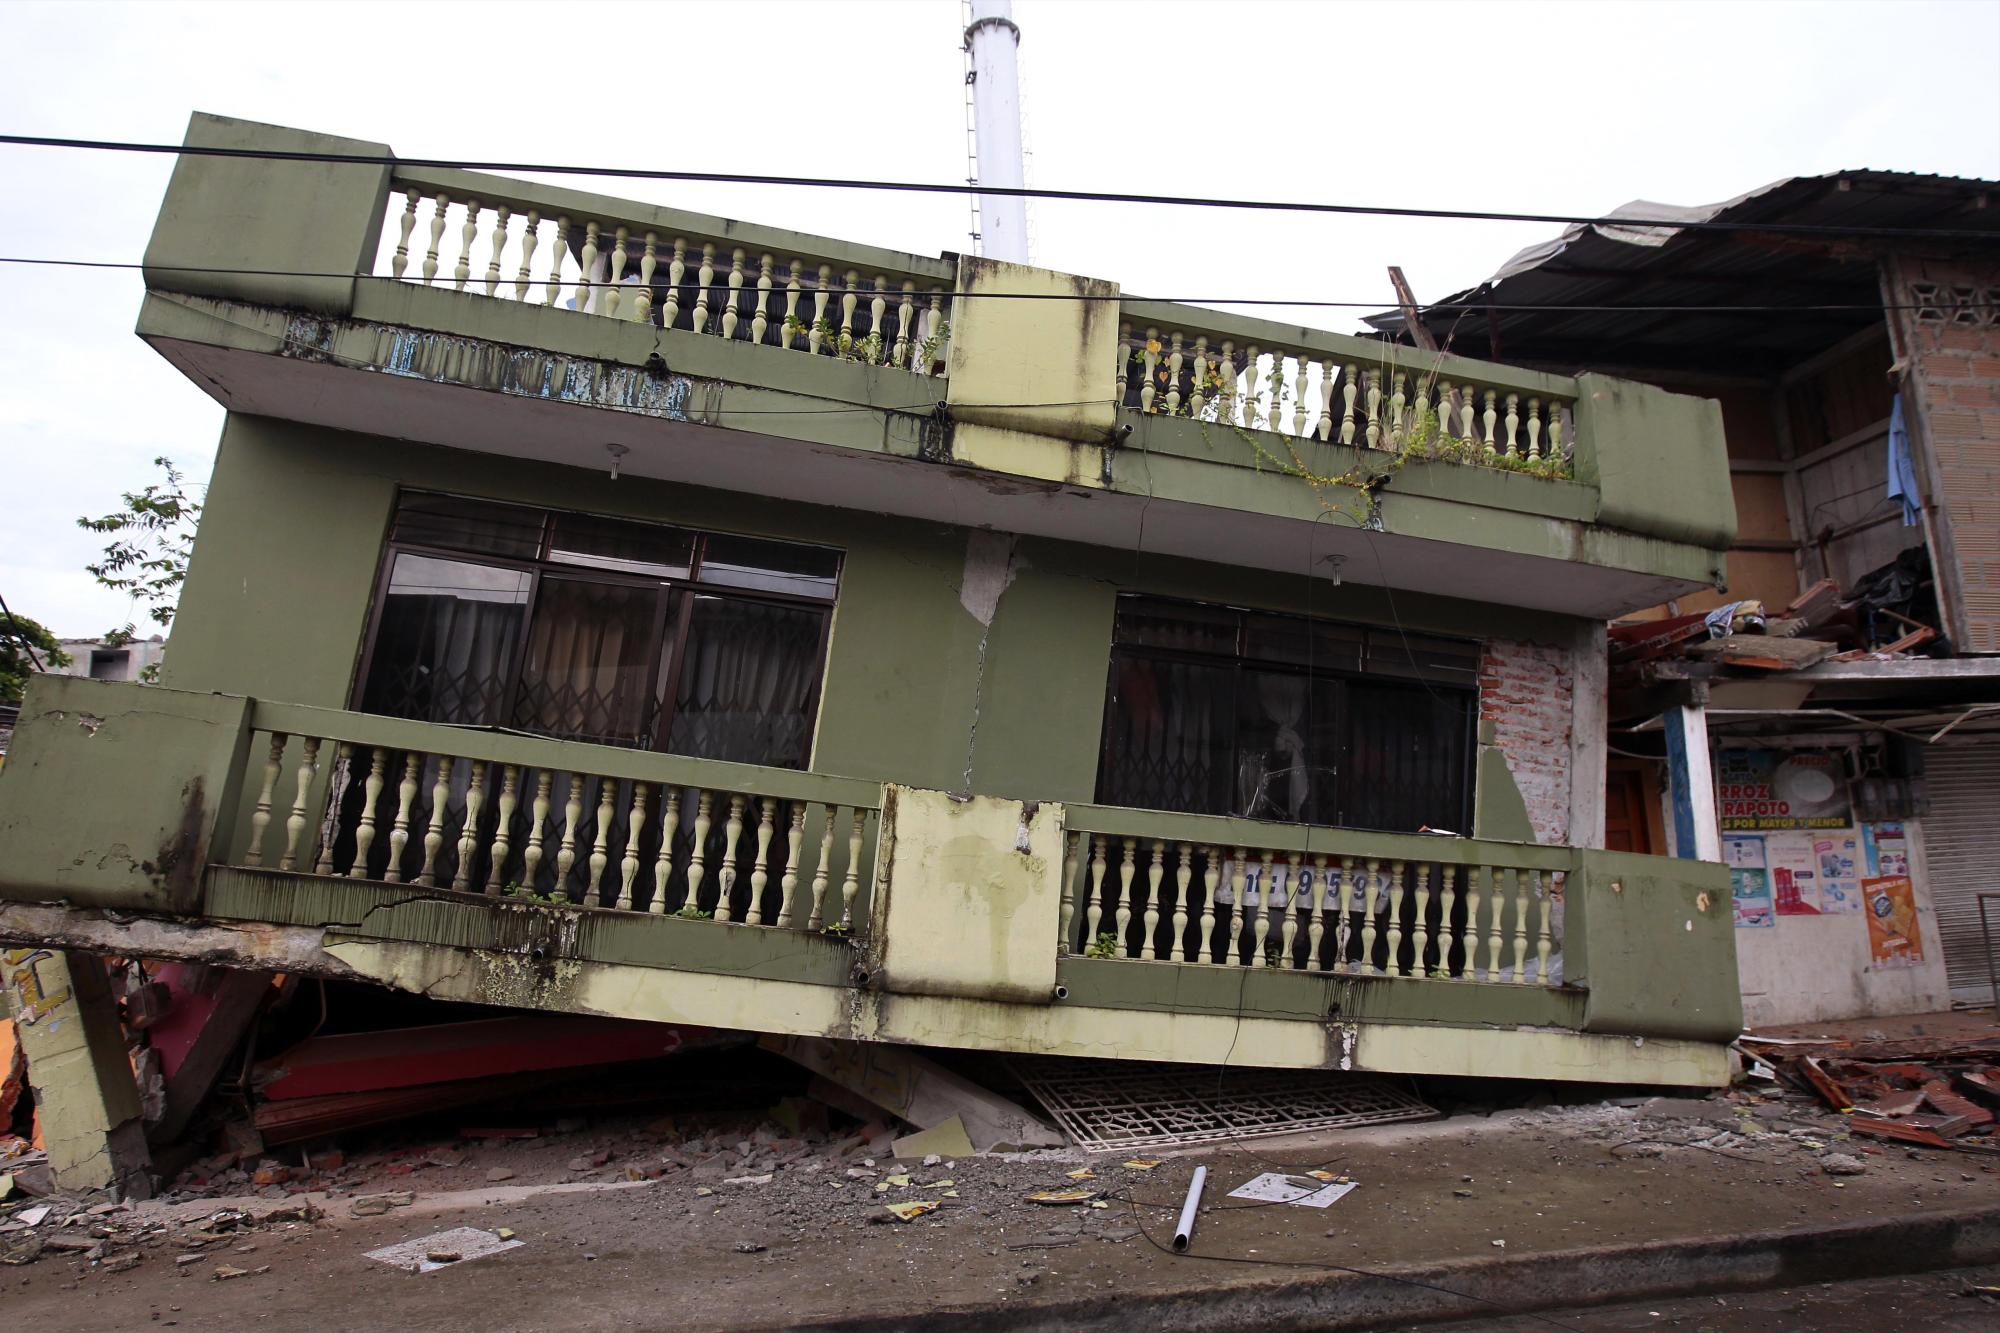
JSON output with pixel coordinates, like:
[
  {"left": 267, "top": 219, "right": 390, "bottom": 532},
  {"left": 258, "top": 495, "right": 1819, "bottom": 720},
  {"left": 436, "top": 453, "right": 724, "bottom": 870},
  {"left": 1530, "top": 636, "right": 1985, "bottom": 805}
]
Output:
[
  {"left": 775, "top": 804, "right": 804, "bottom": 928},
  {"left": 312, "top": 742, "right": 351, "bottom": 877},
  {"left": 1165, "top": 333, "right": 1184, "bottom": 416},
  {"left": 867, "top": 275, "right": 887, "bottom": 363},
  {"left": 1059, "top": 834, "right": 1081, "bottom": 952},
  {"left": 807, "top": 807, "right": 834, "bottom": 930},
  {"left": 1280, "top": 855, "right": 1301, "bottom": 968},
  {"left": 1536, "top": 872, "right": 1556, "bottom": 984},
  {"left": 634, "top": 233, "right": 658, "bottom": 324},
  {"left": 280, "top": 736, "right": 320, "bottom": 872},
  {"left": 810, "top": 264, "right": 832, "bottom": 354},
  {"left": 650, "top": 787, "right": 680, "bottom": 914},
  {"left": 578, "top": 222, "right": 600, "bottom": 314},
  {"left": 1115, "top": 323, "right": 1131, "bottom": 406},
  {"left": 1143, "top": 841, "right": 1165, "bottom": 959},
  {"left": 1084, "top": 836, "right": 1106, "bottom": 948},
  {"left": 385, "top": 752, "right": 420, "bottom": 884},
  {"left": 1439, "top": 866, "right": 1459, "bottom": 977},
  {"left": 523, "top": 770, "right": 553, "bottom": 892},
  {"left": 454, "top": 199, "right": 479, "bottom": 291},
  {"left": 555, "top": 774, "right": 584, "bottom": 902},
  {"left": 1436, "top": 380, "right": 1455, "bottom": 440},
  {"left": 545, "top": 216, "right": 569, "bottom": 308},
  {"left": 485, "top": 764, "right": 518, "bottom": 893},
  {"left": 1214, "top": 341, "right": 1235, "bottom": 424},
  {"left": 1334, "top": 856, "right": 1355, "bottom": 972},
  {"left": 618, "top": 782, "right": 649, "bottom": 911},
  {"left": 515, "top": 211, "right": 540, "bottom": 301},
  {"left": 715, "top": 794, "right": 746, "bottom": 922},
  {"left": 685, "top": 792, "right": 713, "bottom": 914},
  {"left": 349, "top": 749, "right": 387, "bottom": 879},
  {"left": 782, "top": 260, "right": 803, "bottom": 349},
  {"left": 1460, "top": 384, "right": 1477, "bottom": 443},
  {"left": 1341, "top": 364, "right": 1359, "bottom": 446},
  {"left": 1115, "top": 838, "right": 1137, "bottom": 957},
  {"left": 1170, "top": 844, "right": 1192, "bottom": 962},
  {"left": 1364, "top": 370, "right": 1382, "bottom": 449},
  {"left": 1231, "top": 847, "right": 1253, "bottom": 965},
  {"left": 1550, "top": 403, "right": 1567, "bottom": 463},
  {"left": 1359, "top": 857, "right": 1381, "bottom": 973},
  {"left": 605, "top": 226, "right": 628, "bottom": 318},
  {"left": 390, "top": 189, "right": 419, "bottom": 281},
  {"left": 1243, "top": 344, "right": 1264, "bottom": 427},
  {"left": 1200, "top": 846, "right": 1220, "bottom": 963},
  {"left": 416, "top": 756, "right": 450, "bottom": 887},
  {"left": 1466, "top": 866, "right": 1487, "bottom": 978},
  {"left": 484, "top": 205, "right": 509, "bottom": 296},
  {"left": 1253, "top": 850, "right": 1276, "bottom": 964},
  {"left": 1483, "top": 389, "right": 1499, "bottom": 456},
  {"left": 1527, "top": 398, "right": 1543, "bottom": 461},
  {"left": 1412, "top": 864, "right": 1432, "bottom": 977},
  {"left": 1188, "top": 336, "right": 1209, "bottom": 418},
  {"left": 1383, "top": 859, "right": 1405, "bottom": 975},
  {"left": 722, "top": 248, "right": 746, "bottom": 341},
  {"left": 422, "top": 193, "right": 448, "bottom": 284},
  {"left": 752, "top": 254, "right": 773, "bottom": 345},
  {"left": 692, "top": 243, "right": 716, "bottom": 333},
  {"left": 838, "top": 809, "right": 865, "bottom": 930},
  {"left": 838, "top": 269, "right": 860, "bottom": 354},
  {"left": 1504, "top": 393, "right": 1520, "bottom": 457},
  {"left": 1512, "top": 869, "right": 1532, "bottom": 983},
  {"left": 1316, "top": 358, "right": 1336, "bottom": 442},
  {"left": 588, "top": 779, "right": 617, "bottom": 906},
  {"left": 1140, "top": 327, "right": 1159, "bottom": 414},
  {"left": 243, "top": 732, "right": 285, "bottom": 867},
  {"left": 1389, "top": 372, "right": 1408, "bottom": 449},
  {"left": 894, "top": 280, "right": 916, "bottom": 366},
  {"left": 662, "top": 239, "right": 687, "bottom": 328},
  {"left": 1413, "top": 377, "right": 1432, "bottom": 449},
  {"left": 745, "top": 797, "right": 775, "bottom": 925},
  {"left": 1307, "top": 854, "right": 1329, "bottom": 971},
  {"left": 452, "top": 760, "right": 486, "bottom": 891}
]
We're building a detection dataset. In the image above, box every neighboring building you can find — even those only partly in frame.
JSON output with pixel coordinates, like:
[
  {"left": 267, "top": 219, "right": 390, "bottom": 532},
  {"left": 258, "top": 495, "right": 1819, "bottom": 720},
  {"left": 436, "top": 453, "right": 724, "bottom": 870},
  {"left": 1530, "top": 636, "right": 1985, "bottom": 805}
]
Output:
[
  {"left": 45, "top": 636, "right": 168, "bottom": 684},
  {"left": 0, "top": 115, "right": 1747, "bottom": 1156},
  {"left": 1387, "top": 171, "right": 2000, "bottom": 1024}
]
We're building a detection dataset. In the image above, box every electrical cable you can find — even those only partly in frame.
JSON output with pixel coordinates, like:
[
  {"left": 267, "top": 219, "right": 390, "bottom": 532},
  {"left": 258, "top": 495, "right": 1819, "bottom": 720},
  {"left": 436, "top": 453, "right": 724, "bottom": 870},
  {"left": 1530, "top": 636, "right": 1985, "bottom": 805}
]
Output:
[
  {"left": 0, "top": 590, "right": 52, "bottom": 673},
  {"left": 7, "top": 255, "right": 1992, "bottom": 315},
  {"left": 5, "top": 133, "right": 1999, "bottom": 243}
]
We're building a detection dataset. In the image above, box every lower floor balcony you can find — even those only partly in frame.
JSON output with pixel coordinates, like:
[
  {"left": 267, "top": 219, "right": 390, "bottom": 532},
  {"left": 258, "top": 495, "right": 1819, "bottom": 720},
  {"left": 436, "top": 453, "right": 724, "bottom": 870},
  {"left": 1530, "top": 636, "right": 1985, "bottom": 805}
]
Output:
[{"left": 0, "top": 677, "right": 1741, "bottom": 1087}]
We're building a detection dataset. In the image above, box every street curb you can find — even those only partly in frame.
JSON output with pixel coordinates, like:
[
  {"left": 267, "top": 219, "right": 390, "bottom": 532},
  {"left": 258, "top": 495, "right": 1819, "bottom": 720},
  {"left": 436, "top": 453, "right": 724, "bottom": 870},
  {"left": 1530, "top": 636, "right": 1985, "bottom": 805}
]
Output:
[{"left": 791, "top": 1202, "right": 2000, "bottom": 1331}]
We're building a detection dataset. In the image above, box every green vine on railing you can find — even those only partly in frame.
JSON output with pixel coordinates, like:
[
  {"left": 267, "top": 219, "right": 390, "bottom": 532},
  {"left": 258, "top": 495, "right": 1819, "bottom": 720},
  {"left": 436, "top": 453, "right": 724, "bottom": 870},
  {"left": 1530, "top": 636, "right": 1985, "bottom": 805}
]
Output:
[{"left": 1130, "top": 340, "right": 1572, "bottom": 528}]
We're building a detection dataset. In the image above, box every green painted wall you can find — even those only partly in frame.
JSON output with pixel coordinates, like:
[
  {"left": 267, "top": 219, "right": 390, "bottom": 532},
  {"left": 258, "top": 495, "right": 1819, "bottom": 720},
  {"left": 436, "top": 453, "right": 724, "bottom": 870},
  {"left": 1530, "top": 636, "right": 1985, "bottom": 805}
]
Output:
[{"left": 164, "top": 414, "right": 1593, "bottom": 815}]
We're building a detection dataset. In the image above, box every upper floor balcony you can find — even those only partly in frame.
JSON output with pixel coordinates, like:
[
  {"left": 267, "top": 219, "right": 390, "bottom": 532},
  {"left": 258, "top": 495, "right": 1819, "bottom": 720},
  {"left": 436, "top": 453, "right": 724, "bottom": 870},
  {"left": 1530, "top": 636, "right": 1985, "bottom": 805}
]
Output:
[{"left": 136, "top": 114, "right": 1736, "bottom": 621}]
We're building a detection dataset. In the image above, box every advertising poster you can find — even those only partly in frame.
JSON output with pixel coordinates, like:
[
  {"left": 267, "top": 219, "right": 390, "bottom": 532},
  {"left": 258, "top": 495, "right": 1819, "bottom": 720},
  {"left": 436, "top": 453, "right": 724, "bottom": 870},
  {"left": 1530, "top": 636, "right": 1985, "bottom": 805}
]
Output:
[
  {"left": 1716, "top": 750, "right": 1851, "bottom": 831},
  {"left": 1864, "top": 822, "right": 1910, "bottom": 878},
  {"left": 1813, "top": 831, "right": 1863, "bottom": 915},
  {"left": 1724, "top": 835, "right": 1774, "bottom": 929},
  {"left": 1765, "top": 830, "right": 1821, "bottom": 915},
  {"left": 1863, "top": 875, "right": 1924, "bottom": 968}
]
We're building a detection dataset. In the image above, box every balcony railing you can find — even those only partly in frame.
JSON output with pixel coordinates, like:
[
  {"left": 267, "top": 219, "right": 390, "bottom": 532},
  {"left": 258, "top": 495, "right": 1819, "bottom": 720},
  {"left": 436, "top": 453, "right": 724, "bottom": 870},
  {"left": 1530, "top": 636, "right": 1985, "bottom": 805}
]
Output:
[
  {"left": 1062, "top": 804, "right": 1567, "bottom": 985},
  {"left": 1115, "top": 298, "right": 1581, "bottom": 480},
  {"left": 372, "top": 166, "right": 954, "bottom": 376},
  {"left": 230, "top": 701, "right": 884, "bottom": 935}
]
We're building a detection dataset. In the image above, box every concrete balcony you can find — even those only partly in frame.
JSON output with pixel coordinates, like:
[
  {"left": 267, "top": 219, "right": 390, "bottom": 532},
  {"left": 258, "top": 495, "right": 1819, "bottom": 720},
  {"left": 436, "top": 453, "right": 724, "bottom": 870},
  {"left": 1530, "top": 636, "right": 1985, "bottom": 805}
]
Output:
[
  {"left": 136, "top": 114, "right": 1735, "bottom": 622},
  {"left": 0, "top": 677, "right": 1741, "bottom": 1087}
]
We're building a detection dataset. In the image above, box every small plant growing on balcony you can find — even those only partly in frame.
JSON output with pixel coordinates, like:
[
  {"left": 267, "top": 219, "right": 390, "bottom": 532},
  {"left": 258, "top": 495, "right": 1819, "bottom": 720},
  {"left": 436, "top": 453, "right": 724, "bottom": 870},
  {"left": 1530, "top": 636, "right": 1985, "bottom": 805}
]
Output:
[
  {"left": 1084, "top": 931, "right": 1120, "bottom": 959},
  {"left": 672, "top": 902, "right": 709, "bottom": 920}
]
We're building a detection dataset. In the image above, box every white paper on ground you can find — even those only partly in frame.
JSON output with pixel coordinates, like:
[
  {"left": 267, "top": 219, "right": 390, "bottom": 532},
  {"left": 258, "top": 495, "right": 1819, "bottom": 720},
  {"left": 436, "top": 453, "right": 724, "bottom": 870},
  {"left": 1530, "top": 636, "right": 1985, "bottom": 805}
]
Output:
[
  {"left": 1226, "top": 1172, "right": 1359, "bottom": 1208},
  {"left": 364, "top": 1226, "right": 523, "bottom": 1274}
]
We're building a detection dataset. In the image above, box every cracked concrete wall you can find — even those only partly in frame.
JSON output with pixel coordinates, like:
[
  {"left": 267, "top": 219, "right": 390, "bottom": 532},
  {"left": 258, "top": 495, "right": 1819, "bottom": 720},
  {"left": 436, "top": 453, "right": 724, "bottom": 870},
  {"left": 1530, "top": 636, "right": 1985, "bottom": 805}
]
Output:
[{"left": 5, "top": 948, "right": 152, "bottom": 1197}]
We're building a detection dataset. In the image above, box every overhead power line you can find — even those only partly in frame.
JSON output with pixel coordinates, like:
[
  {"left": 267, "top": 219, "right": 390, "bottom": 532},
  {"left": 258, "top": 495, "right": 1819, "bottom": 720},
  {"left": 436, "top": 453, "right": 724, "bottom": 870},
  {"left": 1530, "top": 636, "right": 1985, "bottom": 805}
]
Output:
[
  {"left": 3, "top": 256, "right": 1992, "bottom": 316},
  {"left": 4, "top": 134, "right": 1999, "bottom": 244}
]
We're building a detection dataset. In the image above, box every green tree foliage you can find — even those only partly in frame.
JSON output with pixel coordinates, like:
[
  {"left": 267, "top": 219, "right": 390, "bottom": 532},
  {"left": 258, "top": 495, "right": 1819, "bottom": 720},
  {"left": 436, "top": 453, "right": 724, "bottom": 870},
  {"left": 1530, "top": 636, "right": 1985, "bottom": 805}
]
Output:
[
  {"left": 77, "top": 456, "right": 202, "bottom": 665},
  {"left": 0, "top": 609, "right": 69, "bottom": 704}
]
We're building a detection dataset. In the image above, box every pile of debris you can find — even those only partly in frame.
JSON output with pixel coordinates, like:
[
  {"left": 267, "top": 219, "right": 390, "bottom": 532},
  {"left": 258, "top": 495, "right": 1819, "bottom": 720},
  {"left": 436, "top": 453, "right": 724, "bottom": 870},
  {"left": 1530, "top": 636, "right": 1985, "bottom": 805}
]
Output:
[
  {"left": 1611, "top": 563, "right": 1943, "bottom": 688},
  {"left": 1, "top": 1191, "right": 318, "bottom": 1274},
  {"left": 1740, "top": 1031, "right": 2000, "bottom": 1153}
]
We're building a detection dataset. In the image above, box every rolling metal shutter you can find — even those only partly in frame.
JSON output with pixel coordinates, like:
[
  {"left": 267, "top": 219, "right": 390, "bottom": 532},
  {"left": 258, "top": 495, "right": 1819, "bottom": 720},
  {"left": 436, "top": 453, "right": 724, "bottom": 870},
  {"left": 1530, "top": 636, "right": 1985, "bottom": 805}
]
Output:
[{"left": 1923, "top": 747, "right": 2000, "bottom": 1006}]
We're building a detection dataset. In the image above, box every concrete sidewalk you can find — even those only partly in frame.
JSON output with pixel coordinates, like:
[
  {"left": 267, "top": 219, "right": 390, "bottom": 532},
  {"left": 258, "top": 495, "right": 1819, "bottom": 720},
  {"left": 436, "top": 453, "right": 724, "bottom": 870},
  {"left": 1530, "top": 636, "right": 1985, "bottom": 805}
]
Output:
[{"left": 7, "top": 1083, "right": 2000, "bottom": 1329}]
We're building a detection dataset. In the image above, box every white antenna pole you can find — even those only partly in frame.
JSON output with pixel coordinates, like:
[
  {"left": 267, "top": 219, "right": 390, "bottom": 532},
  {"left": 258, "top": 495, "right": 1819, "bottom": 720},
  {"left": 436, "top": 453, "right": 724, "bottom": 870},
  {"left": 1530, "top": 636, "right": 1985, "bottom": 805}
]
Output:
[{"left": 964, "top": 0, "right": 1028, "bottom": 264}]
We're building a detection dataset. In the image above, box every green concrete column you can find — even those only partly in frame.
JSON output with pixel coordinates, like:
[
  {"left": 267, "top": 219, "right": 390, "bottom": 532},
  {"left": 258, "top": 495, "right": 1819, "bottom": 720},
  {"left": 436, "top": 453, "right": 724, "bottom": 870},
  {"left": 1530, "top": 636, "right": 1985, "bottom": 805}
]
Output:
[{"left": 5, "top": 948, "right": 154, "bottom": 1198}]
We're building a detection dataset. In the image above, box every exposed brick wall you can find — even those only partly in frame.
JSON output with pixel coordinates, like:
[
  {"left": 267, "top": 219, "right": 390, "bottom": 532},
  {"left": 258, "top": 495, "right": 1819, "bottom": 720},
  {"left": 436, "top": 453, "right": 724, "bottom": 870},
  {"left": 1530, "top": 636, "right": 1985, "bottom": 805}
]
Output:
[
  {"left": 1888, "top": 256, "right": 2000, "bottom": 654},
  {"left": 1479, "top": 638, "right": 1575, "bottom": 845}
]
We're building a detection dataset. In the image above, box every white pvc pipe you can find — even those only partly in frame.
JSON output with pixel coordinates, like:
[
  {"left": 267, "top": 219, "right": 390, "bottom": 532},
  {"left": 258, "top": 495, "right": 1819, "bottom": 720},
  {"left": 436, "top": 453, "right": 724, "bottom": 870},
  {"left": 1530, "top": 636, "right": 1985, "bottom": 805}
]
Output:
[
  {"left": 965, "top": 0, "right": 1029, "bottom": 264},
  {"left": 1173, "top": 1165, "right": 1207, "bottom": 1252}
]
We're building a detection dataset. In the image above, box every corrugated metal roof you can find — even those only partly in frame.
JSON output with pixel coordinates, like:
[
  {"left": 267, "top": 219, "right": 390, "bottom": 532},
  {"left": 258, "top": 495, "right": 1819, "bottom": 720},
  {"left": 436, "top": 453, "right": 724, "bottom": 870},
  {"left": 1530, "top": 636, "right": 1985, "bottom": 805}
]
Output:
[{"left": 1381, "top": 170, "right": 2000, "bottom": 376}]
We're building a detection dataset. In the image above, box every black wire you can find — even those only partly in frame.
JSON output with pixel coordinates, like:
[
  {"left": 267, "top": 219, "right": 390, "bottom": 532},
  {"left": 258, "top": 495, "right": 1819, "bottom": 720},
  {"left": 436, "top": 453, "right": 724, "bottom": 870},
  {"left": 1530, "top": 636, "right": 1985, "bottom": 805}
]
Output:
[
  {"left": 0, "top": 591, "right": 51, "bottom": 673},
  {"left": 5, "top": 134, "right": 1998, "bottom": 243},
  {"left": 8, "top": 255, "right": 1990, "bottom": 315}
]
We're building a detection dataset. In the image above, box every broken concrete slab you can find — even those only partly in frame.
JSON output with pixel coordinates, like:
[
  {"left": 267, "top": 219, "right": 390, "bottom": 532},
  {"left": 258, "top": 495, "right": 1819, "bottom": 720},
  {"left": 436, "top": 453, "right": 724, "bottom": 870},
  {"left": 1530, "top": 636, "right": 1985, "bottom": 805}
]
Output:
[
  {"left": 364, "top": 1226, "right": 523, "bottom": 1274},
  {"left": 764, "top": 1036, "right": 1061, "bottom": 1152},
  {"left": 891, "top": 1115, "right": 975, "bottom": 1161}
]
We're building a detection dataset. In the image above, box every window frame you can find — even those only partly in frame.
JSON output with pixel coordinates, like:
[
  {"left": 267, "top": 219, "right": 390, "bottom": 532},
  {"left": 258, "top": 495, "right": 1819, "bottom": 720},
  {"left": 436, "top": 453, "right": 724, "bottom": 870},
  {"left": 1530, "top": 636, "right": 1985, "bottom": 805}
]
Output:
[
  {"left": 1094, "top": 595, "right": 1478, "bottom": 834},
  {"left": 350, "top": 494, "right": 839, "bottom": 767}
]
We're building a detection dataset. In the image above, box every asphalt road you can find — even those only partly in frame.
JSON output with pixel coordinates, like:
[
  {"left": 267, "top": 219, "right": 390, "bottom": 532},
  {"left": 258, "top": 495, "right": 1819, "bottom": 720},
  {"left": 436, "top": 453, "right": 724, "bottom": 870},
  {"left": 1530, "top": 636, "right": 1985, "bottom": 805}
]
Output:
[{"left": 1410, "top": 1262, "right": 2000, "bottom": 1332}]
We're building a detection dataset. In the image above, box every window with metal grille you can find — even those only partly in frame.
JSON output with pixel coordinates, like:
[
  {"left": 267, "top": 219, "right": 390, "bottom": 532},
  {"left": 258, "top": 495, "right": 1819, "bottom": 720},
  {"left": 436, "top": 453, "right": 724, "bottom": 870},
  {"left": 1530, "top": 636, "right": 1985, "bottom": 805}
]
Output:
[
  {"left": 355, "top": 492, "right": 838, "bottom": 769},
  {"left": 1095, "top": 596, "right": 1476, "bottom": 833}
]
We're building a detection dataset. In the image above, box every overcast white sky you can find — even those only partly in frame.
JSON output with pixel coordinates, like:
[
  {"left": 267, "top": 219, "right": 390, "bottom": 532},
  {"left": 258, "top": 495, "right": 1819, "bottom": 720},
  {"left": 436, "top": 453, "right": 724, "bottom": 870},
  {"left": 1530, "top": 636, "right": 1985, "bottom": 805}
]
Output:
[{"left": 3, "top": 0, "right": 1997, "bottom": 636}]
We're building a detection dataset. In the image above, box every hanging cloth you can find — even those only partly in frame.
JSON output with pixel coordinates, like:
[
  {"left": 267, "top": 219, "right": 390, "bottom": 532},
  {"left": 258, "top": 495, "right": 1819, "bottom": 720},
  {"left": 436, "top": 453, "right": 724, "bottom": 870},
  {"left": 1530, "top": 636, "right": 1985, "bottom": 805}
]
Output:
[{"left": 1886, "top": 393, "right": 1922, "bottom": 528}]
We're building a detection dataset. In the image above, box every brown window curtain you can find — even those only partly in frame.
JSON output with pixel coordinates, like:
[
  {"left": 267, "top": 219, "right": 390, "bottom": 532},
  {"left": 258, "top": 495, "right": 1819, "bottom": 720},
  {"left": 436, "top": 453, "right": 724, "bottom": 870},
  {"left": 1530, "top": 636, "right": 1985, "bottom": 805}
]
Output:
[
  {"left": 360, "top": 553, "right": 532, "bottom": 727},
  {"left": 511, "top": 577, "right": 668, "bottom": 748},
  {"left": 666, "top": 596, "right": 822, "bottom": 768}
]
